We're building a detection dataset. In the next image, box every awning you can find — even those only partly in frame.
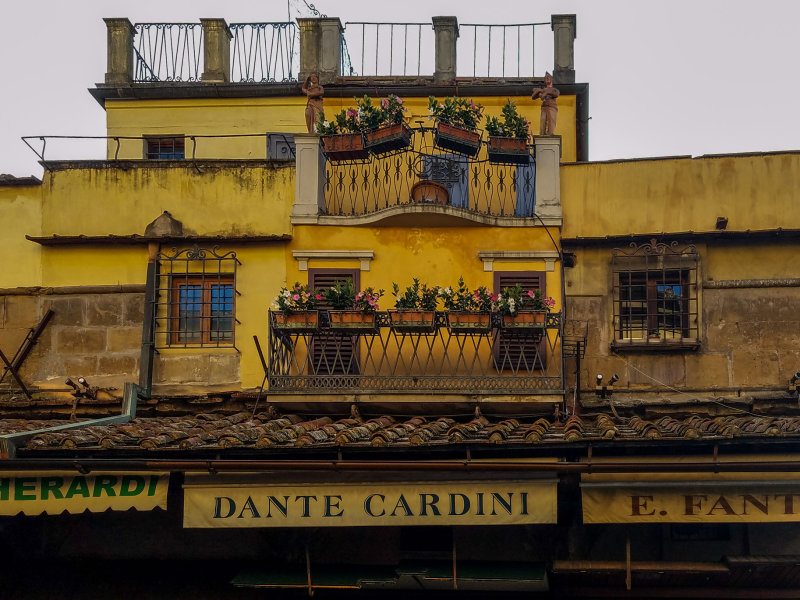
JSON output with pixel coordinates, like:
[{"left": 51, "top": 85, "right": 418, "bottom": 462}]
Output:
[
  {"left": 233, "top": 561, "right": 548, "bottom": 592},
  {"left": 0, "top": 471, "right": 168, "bottom": 515},
  {"left": 184, "top": 476, "right": 557, "bottom": 528},
  {"left": 581, "top": 457, "right": 800, "bottom": 523}
]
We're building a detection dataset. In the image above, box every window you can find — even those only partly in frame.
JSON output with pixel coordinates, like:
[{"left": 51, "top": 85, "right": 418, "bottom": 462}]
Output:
[
  {"left": 145, "top": 136, "right": 185, "bottom": 159},
  {"left": 309, "top": 269, "right": 360, "bottom": 375},
  {"left": 171, "top": 276, "right": 234, "bottom": 344},
  {"left": 612, "top": 240, "right": 698, "bottom": 347},
  {"left": 493, "top": 270, "right": 547, "bottom": 371},
  {"left": 154, "top": 246, "right": 239, "bottom": 348}
]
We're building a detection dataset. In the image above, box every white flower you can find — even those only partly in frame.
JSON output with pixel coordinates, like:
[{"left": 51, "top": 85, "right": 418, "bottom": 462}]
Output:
[
  {"left": 282, "top": 289, "right": 290, "bottom": 298},
  {"left": 322, "top": 120, "right": 329, "bottom": 127},
  {"left": 443, "top": 287, "right": 452, "bottom": 295},
  {"left": 270, "top": 301, "right": 279, "bottom": 309}
]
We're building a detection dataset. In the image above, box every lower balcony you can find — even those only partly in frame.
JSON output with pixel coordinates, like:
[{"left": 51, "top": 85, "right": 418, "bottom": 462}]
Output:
[{"left": 266, "top": 311, "right": 563, "bottom": 397}]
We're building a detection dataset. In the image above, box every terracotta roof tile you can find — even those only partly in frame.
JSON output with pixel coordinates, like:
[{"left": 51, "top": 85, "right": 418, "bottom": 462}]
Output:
[{"left": 12, "top": 412, "right": 800, "bottom": 453}]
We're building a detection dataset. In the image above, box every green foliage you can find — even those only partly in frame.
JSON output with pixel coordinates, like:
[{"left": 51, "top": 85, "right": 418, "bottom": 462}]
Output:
[
  {"left": 485, "top": 100, "right": 530, "bottom": 139},
  {"left": 392, "top": 278, "right": 439, "bottom": 311},
  {"left": 428, "top": 96, "right": 484, "bottom": 130},
  {"left": 315, "top": 94, "right": 407, "bottom": 135}
]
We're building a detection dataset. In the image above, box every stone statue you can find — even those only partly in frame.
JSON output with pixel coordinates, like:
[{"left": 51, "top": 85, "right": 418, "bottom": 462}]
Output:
[
  {"left": 531, "top": 72, "right": 560, "bottom": 135},
  {"left": 302, "top": 73, "right": 324, "bottom": 134}
]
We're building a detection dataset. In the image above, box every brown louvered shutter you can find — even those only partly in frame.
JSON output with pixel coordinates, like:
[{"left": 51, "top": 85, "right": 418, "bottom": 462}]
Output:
[
  {"left": 493, "top": 271, "right": 547, "bottom": 371},
  {"left": 309, "top": 269, "right": 361, "bottom": 375}
]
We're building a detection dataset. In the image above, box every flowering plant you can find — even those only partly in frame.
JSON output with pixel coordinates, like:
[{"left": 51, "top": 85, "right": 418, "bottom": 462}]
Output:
[
  {"left": 492, "top": 284, "right": 556, "bottom": 315},
  {"left": 440, "top": 278, "right": 495, "bottom": 312},
  {"left": 392, "top": 278, "right": 439, "bottom": 311},
  {"left": 273, "top": 282, "right": 322, "bottom": 314},
  {"left": 323, "top": 281, "right": 384, "bottom": 313},
  {"left": 428, "top": 96, "right": 484, "bottom": 130},
  {"left": 380, "top": 94, "right": 407, "bottom": 125},
  {"left": 485, "top": 99, "right": 531, "bottom": 140},
  {"left": 316, "top": 95, "right": 407, "bottom": 135}
]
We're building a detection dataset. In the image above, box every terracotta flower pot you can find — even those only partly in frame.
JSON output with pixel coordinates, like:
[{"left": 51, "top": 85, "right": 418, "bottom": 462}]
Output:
[
  {"left": 322, "top": 134, "right": 368, "bottom": 161},
  {"left": 434, "top": 122, "right": 481, "bottom": 157},
  {"left": 448, "top": 311, "right": 493, "bottom": 334},
  {"left": 388, "top": 310, "right": 437, "bottom": 333},
  {"left": 410, "top": 180, "right": 449, "bottom": 205},
  {"left": 272, "top": 310, "right": 319, "bottom": 333},
  {"left": 502, "top": 311, "right": 546, "bottom": 329},
  {"left": 328, "top": 310, "right": 377, "bottom": 333},
  {"left": 364, "top": 122, "right": 412, "bottom": 155},
  {"left": 487, "top": 136, "right": 531, "bottom": 165}
]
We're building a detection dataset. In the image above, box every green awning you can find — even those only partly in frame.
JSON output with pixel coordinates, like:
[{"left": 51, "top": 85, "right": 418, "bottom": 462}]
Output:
[{"left": 233, "top": 561, "right": 547, "bottom": 591}]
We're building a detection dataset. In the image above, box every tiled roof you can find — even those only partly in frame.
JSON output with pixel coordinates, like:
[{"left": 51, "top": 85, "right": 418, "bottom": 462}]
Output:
[
  {"left": 0, "top": 419, "right": 78, "bottom": 436},
  {"left": 12, "top": 412, "right": 800, "bottom": 452}
]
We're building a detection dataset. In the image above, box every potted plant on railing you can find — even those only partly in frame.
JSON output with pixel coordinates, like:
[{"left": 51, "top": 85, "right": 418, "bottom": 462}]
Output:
[
  {"left": 271, "top": 283, "right": 323, "bottom": 332},
  {"left": 485, "top": 100, "right": 532, "bottom": 165},
  {"left": 316, "top": 107, "right": 369, "bottom": 161},
  {"left": 441, "top": 277, "right": 494, "bottom": 334},
  {"left": 428, "top": 96, "right": 484, "bottom": 157},
  {"left": 323, "top": 280, "right": 384, "bottom": 333},
  {"left": 389, "top": 278, "right": 440, "bottom": 333},
  {"left": 363, "top": 94, "right": 412, "bottom": 155},
  {"left": 493, "top": 283, "right": 556, "bottom": 332}
]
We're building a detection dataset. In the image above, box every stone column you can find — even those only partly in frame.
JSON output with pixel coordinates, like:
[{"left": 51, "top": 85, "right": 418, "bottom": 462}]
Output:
[
  {"left": 551, "top": 14, "right": 576, "bottom": 84},
  {"left": 432, "top": 16, "right": 458, "bottom": 84},
  {"left": 292, "top": 134, "right": 326, "bottom": 222},
  {"left": 298, "top": 18, "right": 343, "bottom": 85},
  {"left": 201, "top": 19, "right": 232, "bottom": 83},
  {"left": 533, "top": 136, "right": 562, "bottom": 221},
  {"left": 104, "top": 18, "right": 135, "bottom": 85}
]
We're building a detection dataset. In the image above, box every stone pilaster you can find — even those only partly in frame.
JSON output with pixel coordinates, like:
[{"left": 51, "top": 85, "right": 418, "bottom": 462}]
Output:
[
  {"left": 292, "top": 134, "right": 326, "bottom": 222},
  {"left": 201, "top": 19, "right": 232, "bottom": 83},
  {"left": 533, "top": 135, "right": 562, "bottom": 221},
  {"left": 298, "top": 18, "right": 343, "bottom": 85},
  {"left": 432, "top": 16, "right": 459, "bottom": 84},
  {"left": 104, "top": 18, "right": 135, "bottom": 85},
  {"left": 551, "top": 14, "right": 576, "bottom": 84}
]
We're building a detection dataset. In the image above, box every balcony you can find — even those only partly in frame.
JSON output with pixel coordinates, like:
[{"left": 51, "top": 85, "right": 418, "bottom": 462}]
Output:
[
  {"left": 266, "top": 311, "right": 564, "bottom": 396},
  {"left": 324, "top": 126, "right": 535, "bottom": 218}
]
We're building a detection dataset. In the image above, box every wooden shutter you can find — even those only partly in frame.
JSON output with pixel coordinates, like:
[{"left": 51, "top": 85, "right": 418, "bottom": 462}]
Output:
[
  {"left": 493, "top": 271, "right": 547, "bottom": 371},
  {"left": 309, "top": 269, "right": 361, "bottom": 375}
]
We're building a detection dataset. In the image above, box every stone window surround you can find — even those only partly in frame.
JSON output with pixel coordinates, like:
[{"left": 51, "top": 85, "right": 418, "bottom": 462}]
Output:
[
  {"left": 478, "top": 251, "right": 560, "bottom": 272},
  {"left": 293, "top": 250, "right": 374, "bottom": 272}
]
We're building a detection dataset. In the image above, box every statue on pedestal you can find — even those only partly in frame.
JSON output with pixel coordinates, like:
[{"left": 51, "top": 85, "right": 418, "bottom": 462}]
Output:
[
  {"left": 531, "top": 72, "right": 560, "bottom": 135},
  {"left": 302, "top": 73, "right": 324, "bottom": 134}
]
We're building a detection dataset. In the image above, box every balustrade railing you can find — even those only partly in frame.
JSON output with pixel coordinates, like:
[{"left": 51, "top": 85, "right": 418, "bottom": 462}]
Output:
[
  {"left": 133, "top": 23, "right": 203, "bottom": 82},
  {"left": 267, "top": 311, "right": 563, "bottom": 394},
  {"left": 343, "top": 22, "right": 432, "bottom": 77},
  {"left": 459, "top": 23, "right": 550, "bottom": 79},
  {"left": 230, "top": 22, "right": 298, "bottom": 83},
  {"left": 324, "top": 126, "right": 536, "bottom": 218}
]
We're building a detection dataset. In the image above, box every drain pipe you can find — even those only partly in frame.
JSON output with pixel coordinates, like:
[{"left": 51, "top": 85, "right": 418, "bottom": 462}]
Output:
[
  {"left": 138, "top": 241, "right": 159, "bottom": 397},
  {"left": 0, "top": 381, "right": 142, "bottom": 458}
]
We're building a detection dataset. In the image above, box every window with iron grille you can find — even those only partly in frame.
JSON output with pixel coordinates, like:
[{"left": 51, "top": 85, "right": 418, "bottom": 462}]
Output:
[
  {"left": 612, "top": 240, "right": 699, "bottom": 348},
  {"left": 145, "top": 136, "right": 185, "bottom": 159},
  {"left": 309, "top": 268, "right": 360, "bottom": 375},
  {"left": 154, "top": 246, "right": 240, "bottom": 349}
]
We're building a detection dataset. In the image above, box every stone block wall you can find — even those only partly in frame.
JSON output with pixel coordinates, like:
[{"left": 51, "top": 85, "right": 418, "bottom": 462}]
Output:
[
  {"left": 0, "top": 291, "right": 144, "bottom": 393},
  {"left": 566, "top": 286, "right": 800, "bottom": 400}
]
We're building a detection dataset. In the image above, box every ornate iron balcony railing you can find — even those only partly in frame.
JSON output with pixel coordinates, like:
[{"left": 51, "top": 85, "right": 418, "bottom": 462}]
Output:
[
  {"left": 324, "top": 126, "right": 536, "bottom": 218},
  {"left": 267, "top": 311, "right": 563, "bottom": 394}
]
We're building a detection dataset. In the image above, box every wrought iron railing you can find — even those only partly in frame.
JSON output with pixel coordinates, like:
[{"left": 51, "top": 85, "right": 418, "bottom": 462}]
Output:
[
  {"left": 343, "top": 22, "right": 432, "bottom": 77},
  {"left": 459, "top": 23, "right": 550, "bottom": 79},
  {"left": 324, "top": 126, "right": 535, "bottom": 217},
  {"left": 267, "top": 311, "right": 563, "bottom": 394},
  {"left": 133, "top": 23, "right": 203, "bottom": 82},
  {"left": 230, "top": 22, "right": 298, "bottom": 83}
]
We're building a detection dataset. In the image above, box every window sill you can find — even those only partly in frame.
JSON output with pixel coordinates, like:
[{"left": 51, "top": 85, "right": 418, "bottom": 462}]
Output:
[{"left": 611, "top": 339, "right": 700, "bottom": 353}]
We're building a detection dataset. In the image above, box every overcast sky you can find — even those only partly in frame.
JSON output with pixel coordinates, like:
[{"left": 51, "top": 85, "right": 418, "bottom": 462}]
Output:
[{"left": 2, "top": 0, "right": 799, "bottom": 176}]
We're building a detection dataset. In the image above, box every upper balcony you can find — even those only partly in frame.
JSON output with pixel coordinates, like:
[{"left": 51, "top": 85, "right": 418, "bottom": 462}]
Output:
[{"left": 101, "top": 15, "right": 575, "bottom": 88}]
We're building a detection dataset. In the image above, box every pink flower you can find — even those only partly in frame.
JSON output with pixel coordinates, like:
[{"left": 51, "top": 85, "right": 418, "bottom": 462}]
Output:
[
  {"left": 397, "top": 97, "right": 403, "bottom": 104},
  {"left": 527, "top": 290, "right": 535, "bottom": 298},
  {"left": 381, "top": 98, "right": 388, "bottom": 109},
  {"left": 291, "top": 294, "right": 300, "bottom": 301},
  {"left": 491, "top": 294, "right": 498, "bottom": 302},
  {"left": 315, "top": 294, "right": 323, "bottom": 300}
]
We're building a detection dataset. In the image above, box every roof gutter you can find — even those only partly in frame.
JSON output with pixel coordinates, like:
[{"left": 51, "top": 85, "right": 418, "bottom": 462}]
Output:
[
  {"left": 2, "top": 457, "right": 800, "bottom": 474},
  {"left": 0, "top": 382, "right": 142, "bottom": 459}
]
